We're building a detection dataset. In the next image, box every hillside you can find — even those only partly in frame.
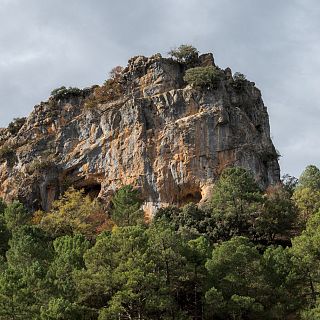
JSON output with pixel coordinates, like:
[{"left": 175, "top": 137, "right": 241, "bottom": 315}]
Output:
[{"left": 0, "top": 50, "right": 279, "bottom": 215}]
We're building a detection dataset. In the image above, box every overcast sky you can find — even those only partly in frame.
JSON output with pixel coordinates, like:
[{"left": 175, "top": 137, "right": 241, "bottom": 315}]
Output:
[{"left": 0, "top": 0, "right": 319, "bottom": 177}]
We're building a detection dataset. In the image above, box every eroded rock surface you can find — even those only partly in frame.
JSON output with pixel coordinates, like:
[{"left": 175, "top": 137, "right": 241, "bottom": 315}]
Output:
[{"left": 0, "top": 53, "right": 280, "bottom": 216}]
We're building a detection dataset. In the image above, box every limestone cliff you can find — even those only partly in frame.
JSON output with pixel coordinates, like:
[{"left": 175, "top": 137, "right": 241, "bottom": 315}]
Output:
[{"left": 0, "top": 52, "right": 280, "bottom": 215}]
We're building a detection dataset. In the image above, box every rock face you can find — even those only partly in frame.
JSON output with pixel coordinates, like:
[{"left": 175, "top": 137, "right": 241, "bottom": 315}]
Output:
[{"left": 0, "top": 52, "right": 280, "bottom": 216}]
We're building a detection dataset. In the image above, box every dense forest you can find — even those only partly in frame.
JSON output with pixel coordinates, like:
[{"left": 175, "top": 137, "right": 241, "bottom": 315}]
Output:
[{"left": 1, "top": 165, "right": 320, "bottom": 319}]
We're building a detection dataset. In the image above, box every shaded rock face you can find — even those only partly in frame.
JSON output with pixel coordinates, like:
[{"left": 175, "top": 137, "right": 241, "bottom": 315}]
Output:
[{"left": 0, "top": 53, "right": 280, "bottom": 216}]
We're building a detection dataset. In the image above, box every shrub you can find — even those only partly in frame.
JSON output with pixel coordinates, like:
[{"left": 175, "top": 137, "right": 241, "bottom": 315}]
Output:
[
  {"left": 84, "top": 81, "right": 123, "bottom": 109},
  {"left": 7, "top": 117, "right": 26, "bottom": 135},
  {"left": 0, "top": 145, "right": 16, "bottom": 166},
  {"left": 232, "top": 72, "right": 247, "bottom": 91},
  {"left": 84, "top": 97, "right": 98, "bottom": 109},
  {"left": 168, "top": 44, "right": 199, "bottom": 64},
  {"left": 84, "top": 66, "right": 124, "bottom": 109},
  {"left": 184, "top": 66, "right": 221, "bottom": 89},
  {"left": 40, "top": 187, "right": 109, "bottom": 238},
  {"left": 51, "top": 86, "right": 82, "bottom": 100},
  {"left": 233, "top": 72, "right": 247, "bottom": 81},
  {"left": 27, "top": 158, "right": 55, "bottom": 174},
  {"left": 109, "top": 65, "right": 123, "bottom": 80}
]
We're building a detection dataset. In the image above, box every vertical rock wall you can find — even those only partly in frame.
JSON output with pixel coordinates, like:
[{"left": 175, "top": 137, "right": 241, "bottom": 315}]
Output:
[{"left": 0, "top": 53, "right": 280, "bottom": 215}]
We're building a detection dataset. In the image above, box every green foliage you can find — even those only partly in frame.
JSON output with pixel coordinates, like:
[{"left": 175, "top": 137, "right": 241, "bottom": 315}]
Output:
[
  {"left": 0, "top": 226, "right": 53, "bottom": 319},
  {"left": 168, "top": 44, "right": 199, "bottom": 64},
  {"left": 4, "top": 201, "right": 30, "bottom": 232},
  {"left": 205, "top": 237, "right": 304, "bottom": 319},
  {"left": 291, "top": 209, "right": 320, "bottom": 307},
  {"left": 51, "top": 86, "right": 82, "bottom": 100},
  {"left": 27, "top": 158, "right": 55, "bottom": 174},
  {"left": 76, "top": 225, "right": 169, "bottom": 319},
  {"left": 47, "top": 234, "right": 90, "bottom": 300},
  {"left": 0, "top": 165, "right": 320, "bottom": 319},
  {"left": 209, "top": 168, "right": 297, "bottom": 243},
  {"left": 40, "top": 297, "right": 87, "bottom": 320},
  {"left": 262, "top": 245, "right": 304, "bottom": 315},
  {"left": 0, "top": 199, "right": 10, "bottom": 256},
  {"left": 233, "top": 72, "right": 246, "bottom": 82},
  {"left": 184, "top": 66, "right": 221, "bottom": 89},
  {"left": 0, "top": 267, "right": 39, "bottom": 319},
  {"left": 176, "top": 203, "right": 211, "bottom": 238},
  {"left": 7, "top": 117, "right": 26, "bottom": 135},
  {"left": 0, "top": 145, "right": 16, "bottom": 166},
  {"left": 40, "top": 187, "right": 108, "bottom": 239},
  {"left": 292, "top": 166, "right": 320, "bottom": 226},
  {"left": 301, "top": 304, "right": 320, "bottom": 320},
  {"left": 255, "top": 185, "right": 297, "bottom": 241},
  {"left": 6, "top": 225, "right": 52, "bottom": 268},
  {"left": 210, "top": 167, "right": 262, "bottom": 241},
  {"left": 205, "top": 237, "right": 266, "bottom": 319},
  {"left": 154, "top": 205, "right": 181, "bottom": 223},
  {"left": 0, "top": 199, "right": 6, "bottom": 215},
  {"left": 281, "top": 173, "right": 298, "bottom": 196},
  {"left": 75, "top": 221, "right": 209, "bottom": 319},
  {"left": 232, "top": 72, "right": 248, "bottom": 91},
  {"left": 293, "top": 187, "right": 320, "bottom": 226},
  {"left": 155, "top": 203, "right": 214, "bottom": 241},
  {"left": 111, "top": 185, "right": 144, "bottom": 227},
  {"left": 298, "top": 165, "right": 320, "bottom": 190}
]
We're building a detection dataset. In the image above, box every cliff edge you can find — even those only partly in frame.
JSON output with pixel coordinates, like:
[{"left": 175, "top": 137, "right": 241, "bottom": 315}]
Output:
[{"left": 0, "top": 51, "right": 280, "bottom": 215}]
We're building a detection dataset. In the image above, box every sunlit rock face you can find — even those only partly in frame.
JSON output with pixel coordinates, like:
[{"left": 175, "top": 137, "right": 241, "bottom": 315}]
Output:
[{"left": 0, "top": 52, "right": 280, "bottom": 216}]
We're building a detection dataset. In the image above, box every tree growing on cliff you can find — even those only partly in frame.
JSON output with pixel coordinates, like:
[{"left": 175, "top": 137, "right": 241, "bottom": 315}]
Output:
[
  {"left": 7, "top": 117, "right": 27, "bottom": 135},
  {"left": 50, "top": 86, "right": 82, "bottom": 100},
  {"left": 85, "top": 66, "right": 124, "bottom": 109},
  {"left": 232, "top": 72, "right": 247, "bottom": 91},
  {"left": 168, "top": 44, "right": 199, "bottom": 64},
  {"left": 109, "top": 65, "right": 123, "bottom": 81},
  {"left": 184, "top": 66, "right": 222, "bottom": 89}
]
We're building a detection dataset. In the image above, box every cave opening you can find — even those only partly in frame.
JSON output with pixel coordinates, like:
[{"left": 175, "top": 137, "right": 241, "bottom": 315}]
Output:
[
  {"left": 76, "top": 182, "right": 102, "bottom": 200},
  {"left": 180, "top": 190, "right": 202, "bottom": 205}
]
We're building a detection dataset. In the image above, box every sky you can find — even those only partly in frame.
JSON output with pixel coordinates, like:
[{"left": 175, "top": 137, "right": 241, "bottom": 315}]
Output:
[{"left": 0, "top": 0, "right": 319, "bottom": 177}]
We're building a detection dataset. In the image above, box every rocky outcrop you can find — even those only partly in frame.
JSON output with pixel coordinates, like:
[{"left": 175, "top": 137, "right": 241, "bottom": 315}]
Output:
[{"left": 0, "top": 52, "right": 280, "bottom": 216}]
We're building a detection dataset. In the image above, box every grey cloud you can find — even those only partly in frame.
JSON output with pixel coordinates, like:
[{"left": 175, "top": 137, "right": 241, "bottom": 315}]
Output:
[{"left": 0, "top": 0, "right": 319, "bottom": 177}]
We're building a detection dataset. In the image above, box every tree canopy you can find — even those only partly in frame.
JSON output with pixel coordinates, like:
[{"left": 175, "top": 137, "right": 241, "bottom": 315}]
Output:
[
  {"left": 0, "top": 166, "right": 319, "bottom": 319},
  {"left": 168, "top": 44, "right": 199, "bottom": 64}
]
